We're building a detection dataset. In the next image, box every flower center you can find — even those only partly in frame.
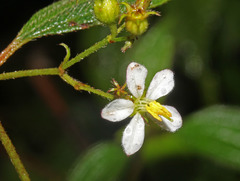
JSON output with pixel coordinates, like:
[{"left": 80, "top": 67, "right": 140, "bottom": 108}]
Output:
[
  {"left": 146, "top": 101, "right": 172, "bottom": 122},
  {"left": 134, "top": 98, "right": 149, "bottom": 113},
  {"left": 134, "top": 98, "right": 172, "bottom": 122}
]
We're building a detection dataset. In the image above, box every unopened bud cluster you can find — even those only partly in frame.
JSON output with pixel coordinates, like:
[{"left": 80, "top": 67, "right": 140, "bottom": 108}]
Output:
[
  {"left": 124, "top": 10, "right": 149, "bottom": 36},
  {"left": 119, "top": 0, "right": 160, "bottom": 36},
  {"left": 94, "top": 0, "right": 160, "bottom": 36}
]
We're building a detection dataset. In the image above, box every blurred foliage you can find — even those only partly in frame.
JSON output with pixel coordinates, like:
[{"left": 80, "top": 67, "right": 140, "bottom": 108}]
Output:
[
  {"left": 180, "top": 105, "right": 240, "bottom": 169},
  {"left": 68, "top": 142, "right": 128, "bottom": 181},
  {"left": 1, "top": 0, "right": 240, "bottom": 180}
]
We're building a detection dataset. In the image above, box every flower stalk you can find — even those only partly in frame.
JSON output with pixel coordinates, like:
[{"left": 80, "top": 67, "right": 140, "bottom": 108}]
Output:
[{"left": 60, "top": 73, "right": 114, "bottom": 100}]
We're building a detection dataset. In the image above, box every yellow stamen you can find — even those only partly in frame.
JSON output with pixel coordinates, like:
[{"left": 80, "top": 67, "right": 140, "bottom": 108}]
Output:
[{"left": 146, "top": 101, "right": 172, "bottom": 121}]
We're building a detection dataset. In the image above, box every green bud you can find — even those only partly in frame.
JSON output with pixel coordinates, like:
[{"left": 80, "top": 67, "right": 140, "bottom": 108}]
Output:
[
  {"left": 125, "top": 18, "right": 148, "bottom": 36},
  {"left": 119, "top": 1, "right": 160, "bottom": 36},
  {"left": 94, "top": 0, "right": 120, "bottom": 25}
]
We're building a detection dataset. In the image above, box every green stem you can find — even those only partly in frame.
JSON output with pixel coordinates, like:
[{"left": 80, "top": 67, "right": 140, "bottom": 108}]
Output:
[
  {"left": 62, "top": 24, "right": 126, "bottom": 70},
  {"left": 109, "top": 24, "right": 118, "bottom": 38},
  {"left": 113, "top": 36, "right": 128, "bottom": 42},
  {"left": 0, "top": 122, "right": 31, "bottom": 181},
  {"left": 0, "top": 68, "right": 59, "bottom": 80},
  {"left": 62, "top": 35, "right": 127, "bottom": 70},
  {"left": 62, "top": 36, "right": 110, "bottom": 70},
  {"left": 60, "top": 73, "right": 114, "bottom": 100}
]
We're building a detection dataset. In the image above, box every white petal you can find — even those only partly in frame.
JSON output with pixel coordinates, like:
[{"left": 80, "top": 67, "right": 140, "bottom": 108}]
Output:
[
  {"left": 126, "top": 62, "right": 148, "bottom": 98},
  {"left": 159, "top": 105, "right": 182, "bottom": 132},
  {"left": 146, "top": 69, "right": 174, "bottom": 100},
  {"left": 101, "top": 99, "right": 134, "bottom": 122},
  {"left": 122, "top": 113, "right": 145, "bottom": 155}
]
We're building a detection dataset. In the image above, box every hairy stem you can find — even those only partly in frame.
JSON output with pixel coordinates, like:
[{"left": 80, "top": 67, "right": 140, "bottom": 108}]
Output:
[
  {"left": 60, "top": 73, "right": 114, "bottom": 100},
  {"left": 109, "top": 24, "right": 118, "bottom": 38},
  {"left": 0, "top": 68, "right": 59, "bottom": 80},
  {"left": 0, "top": 38, "right": 28, "bottom": 67},
  {"left": 0, "top": 122, "right": 31, "bottom": 181}
]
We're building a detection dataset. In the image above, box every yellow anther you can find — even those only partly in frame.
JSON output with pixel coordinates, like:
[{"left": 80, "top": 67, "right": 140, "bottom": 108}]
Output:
[{"left": 146, "top": 101, "right": 172, "bottom": 121}]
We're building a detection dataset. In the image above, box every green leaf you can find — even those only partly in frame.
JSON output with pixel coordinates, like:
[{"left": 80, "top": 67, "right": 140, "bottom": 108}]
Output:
[
  {"left": 68, "top": 142, "right": 128, "bottom": 181},
  {"left": 18, "top": 0, "right": 99, "bottom": 42},
  {"left": 179, "top": 105, "right": 240, "bottom": 169}
]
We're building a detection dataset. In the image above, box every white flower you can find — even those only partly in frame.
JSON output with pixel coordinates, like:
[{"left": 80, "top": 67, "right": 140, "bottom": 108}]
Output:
[{"left": 101, "top": 62, "right": 182, "bottom": 155}]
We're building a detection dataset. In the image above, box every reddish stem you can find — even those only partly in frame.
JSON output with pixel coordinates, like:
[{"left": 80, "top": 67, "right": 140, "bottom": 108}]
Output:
[{"left": 0, "top": 38, "right": 23, "bottom": 67}]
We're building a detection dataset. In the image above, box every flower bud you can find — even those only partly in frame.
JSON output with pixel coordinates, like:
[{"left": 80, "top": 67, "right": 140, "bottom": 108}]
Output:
[
  {"left": 125, "top": 16, "right": 149, "bottom": 36},
  {"left": 94, "top": 0, "right": 120, "bottom": 25},
  {"left": 119, "top": 1, "right": 160, "bottom": 36}
]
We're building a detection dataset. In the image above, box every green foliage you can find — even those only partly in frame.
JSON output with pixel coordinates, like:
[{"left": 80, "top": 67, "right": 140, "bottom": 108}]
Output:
[
  {"left": 18, "top": 0, "right": 99, "bottom": 42},
  {"left": 180, "top": 105, "right": 240, "bottom": 169},
  {"left": 68, "top": 142, "right": 128, "bottom": 181},
  {"left": 141, "top": 134, "right": 189, "bottom": 163},
  {"left": 150, "top": 0, "right": 170, "bottom": 8},
  {"left": 17, "top": 0, "right": 169, "bottom": 43}
]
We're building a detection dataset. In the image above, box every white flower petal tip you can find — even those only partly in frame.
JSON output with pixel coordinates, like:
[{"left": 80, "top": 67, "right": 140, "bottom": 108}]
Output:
[
  {"left": 146, "top": 69, "right": 175, "bottom": 100},
  {"left": 101, "top": 99, "right": 134, "bottom": 122},
  {"left": 122, "top": 113, "right": 145, "bottom": 156},
  {"left": 126, "top": 62, "right": 148, "bottom": 98},
  {"left": 160, "top": 105, "right": 182, "bottom": 132}
]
